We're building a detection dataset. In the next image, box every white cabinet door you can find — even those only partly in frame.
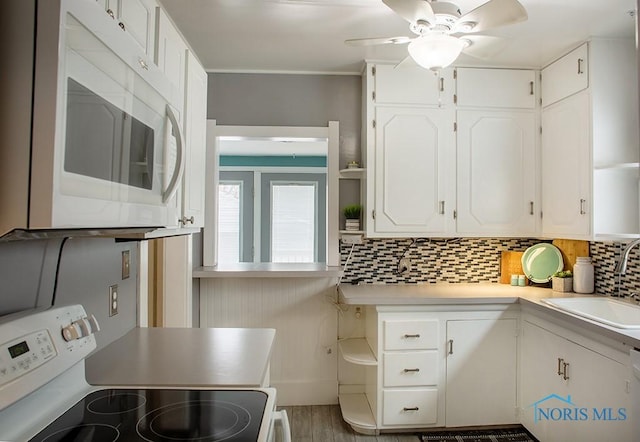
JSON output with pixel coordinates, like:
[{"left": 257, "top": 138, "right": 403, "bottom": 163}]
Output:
[
  {"left": 181, "top": 52, "right": 208, "bottom": 228},
  {"left": 456, "top": 110, "right": 537, "bottom": 235},
  {"left": 542, "top": 43, "right": 589, "bottom": 107},
  {"left": 372, "top": 107, "right": 454, "bottom": 236},
  {"left": 115, "top": 0, "right": 157, "bottom": 59},
  {"left": 373, "top": 64, "right": 443, "bottom": 106},
  {"left": 445, "top": 319, "right": 518, "bottom": 427},
  {"left": 541, "top": 91, "right": 591, "bottom": 237},
  {"left": 155, "top": 8, "right": 188, "bottom": 111},
  {"left": 520, "top": 320, "right": 632, "bottom": 442},
  {"left": 520, "top": 320, "right": 569, "bottom": 441},
  {"left": 96, "top": 0, "right": 157, "bottom": 60},
  {"left": 456, "top": 68, "right": 537, "bottom": 109}
]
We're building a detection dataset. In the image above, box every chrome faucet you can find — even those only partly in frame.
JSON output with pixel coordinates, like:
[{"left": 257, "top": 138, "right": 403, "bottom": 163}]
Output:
[{"left": 615, "top": 238, "right": 640, "bottom": 275}]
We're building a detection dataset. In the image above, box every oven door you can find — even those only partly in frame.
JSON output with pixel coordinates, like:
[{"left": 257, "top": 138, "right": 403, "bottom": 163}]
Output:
[{"left": 32, "top": 1, "right": 184, "bottom": 229}]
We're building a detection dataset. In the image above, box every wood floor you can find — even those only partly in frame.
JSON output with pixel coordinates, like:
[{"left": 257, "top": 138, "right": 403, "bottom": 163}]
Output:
[{"left": 276, "top": 405, "right": 421, "bottom": 442}]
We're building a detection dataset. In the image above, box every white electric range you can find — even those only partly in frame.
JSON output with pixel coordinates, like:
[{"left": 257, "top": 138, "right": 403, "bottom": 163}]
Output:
[{"left": 0, "top": 305, "right": 289, "bottom": 441}]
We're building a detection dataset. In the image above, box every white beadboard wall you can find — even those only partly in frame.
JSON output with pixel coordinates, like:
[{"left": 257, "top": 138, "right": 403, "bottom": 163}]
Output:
[{"left": 200, "top": 277, "right": 340, "bottom": 406}]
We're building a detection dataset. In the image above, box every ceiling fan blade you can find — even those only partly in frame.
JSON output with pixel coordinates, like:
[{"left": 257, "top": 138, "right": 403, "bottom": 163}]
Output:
[
  {"left": 460, "top": 35, "right": 508, "bottom": 59},
  {"left": 455, "top": 0, "right": 527, "bottom": 33},
  {"left": 382, "top": 0, "right": 435, "bottom": 24},
  {"left": 345, "top": 36, "right": 413, "bottom": 46}
]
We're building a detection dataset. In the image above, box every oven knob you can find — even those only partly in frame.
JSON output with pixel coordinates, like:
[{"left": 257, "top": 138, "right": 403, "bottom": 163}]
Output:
[
  {"left": 61, "top": 323, "right": 81, "bottom": 341},
  {"left": 76, "top": 318, "right": 91, "bottom": 337}
]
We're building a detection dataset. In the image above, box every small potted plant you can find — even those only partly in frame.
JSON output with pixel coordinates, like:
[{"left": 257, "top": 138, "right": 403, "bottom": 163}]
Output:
[
  {"left": 552, "top": 270, "right": 573, "bottom": 292},
  {"left": 343, "top": 204, "right": 362, "bottom": 231}
]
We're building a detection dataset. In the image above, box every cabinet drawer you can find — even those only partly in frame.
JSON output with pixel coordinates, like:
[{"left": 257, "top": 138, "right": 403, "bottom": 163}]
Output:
[
  {"left": 382, "top": 388, "right": 438, "bottom": 426},
  {"left": 383, "top": 320, "right": 438, "bottom": 350},
  {"left": 383, "top": 351, "right": 438, "bottom": 387}
]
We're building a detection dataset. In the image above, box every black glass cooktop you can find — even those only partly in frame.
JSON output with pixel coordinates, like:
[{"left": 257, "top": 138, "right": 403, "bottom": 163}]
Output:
[{"left": 29, "top": 389, "right": 269, "bottom": 442}]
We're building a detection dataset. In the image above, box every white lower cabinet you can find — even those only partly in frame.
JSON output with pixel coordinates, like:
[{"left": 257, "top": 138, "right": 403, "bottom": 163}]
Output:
[
  {"left": 445, "top": 318, "right": 518, "bottom": 427},
  {"left": 338, "top": 306, "right": 519, "bottom": 434},
  {"left": 520, "top": 312, "right": 633, "bottom": 441}
]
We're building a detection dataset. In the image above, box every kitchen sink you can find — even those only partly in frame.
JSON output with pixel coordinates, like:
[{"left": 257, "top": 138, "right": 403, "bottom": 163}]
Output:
[{"left": 541, "top": 297, "right": 640, "bottom": 329}]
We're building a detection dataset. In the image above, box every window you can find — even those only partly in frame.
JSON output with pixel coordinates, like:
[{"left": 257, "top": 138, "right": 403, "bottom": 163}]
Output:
[
  {"left": 217, "top": 171, "right": 326, "bottom": 263},
  {"left": 204, "top": 123, "right": 340, "bottom": 267}
]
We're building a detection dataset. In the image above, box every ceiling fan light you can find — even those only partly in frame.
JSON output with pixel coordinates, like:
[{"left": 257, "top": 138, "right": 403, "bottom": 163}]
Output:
[
  {"left": 407, "top": 34, "right": 465, "bottom": 71},
  {"left": 456, "top": 21, "right": 477, "bottom": 32}
]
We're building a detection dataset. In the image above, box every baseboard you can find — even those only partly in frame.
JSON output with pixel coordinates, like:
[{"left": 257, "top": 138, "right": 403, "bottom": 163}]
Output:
[{"left": 272, "top": 379, "right": 338, "bottom": 406}]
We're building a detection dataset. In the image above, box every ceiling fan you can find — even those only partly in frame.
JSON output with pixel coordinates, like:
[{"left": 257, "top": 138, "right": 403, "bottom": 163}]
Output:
[{"left": 346, "top": 0, "right": 528, "bottom": 70}]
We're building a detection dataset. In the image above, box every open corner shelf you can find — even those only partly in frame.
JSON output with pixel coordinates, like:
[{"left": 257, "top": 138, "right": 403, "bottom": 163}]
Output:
[
  {"left": 338, "top": 338, "right": 377, "bottom": 366},
  {"left": 338, "top": 393, "right": 377, "bottom": 435}
]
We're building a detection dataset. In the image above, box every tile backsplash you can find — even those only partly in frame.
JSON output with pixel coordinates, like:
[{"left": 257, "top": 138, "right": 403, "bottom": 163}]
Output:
[{"left": 340, "top": 238, "right": 640, "bottom": 298}]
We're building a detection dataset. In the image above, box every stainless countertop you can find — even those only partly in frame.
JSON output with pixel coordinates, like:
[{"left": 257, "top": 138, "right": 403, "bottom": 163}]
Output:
[
  {"left": 338, "top": 283, "right": 640, "bottom": 348},
  {"left": 85, "top": 327, "right": 275, "bottom": 387}
]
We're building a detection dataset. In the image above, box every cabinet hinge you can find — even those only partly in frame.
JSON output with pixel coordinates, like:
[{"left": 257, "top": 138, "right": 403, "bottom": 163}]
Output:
[
  {"left": 372, "top": 210, "right": 376, "bottom": 219},
  {"left": 539, "top": 126, "right": 542, "bottom": 134},
  {"left": 540, "top": 210, "right": 543, "bottom": 219},
  {"left": 453, "top": 69, "right": 457, "bottom": 80},
  {"left": 372, "top": 91, "right": 376, "bottom": 101},
  {"left": 453, "top": 121, "right": 457, "bottom": 132},
  {"left": 453, "top": 210, "right": 457, "bottom": 219},
  {"left": 439, "top": 77, "right": 444, "bottom": 92},
  {"left": 453, "top": 94, "right": 457, "bottom": 104},
  {"left": 539, "top": 97, "right": 543, "bottom": 106},
  {"left": 372, "top": 120, "right": 376, "bottom": 129},
  {"left": 372, "top": 65, "right": 376, "bottom": 76}
]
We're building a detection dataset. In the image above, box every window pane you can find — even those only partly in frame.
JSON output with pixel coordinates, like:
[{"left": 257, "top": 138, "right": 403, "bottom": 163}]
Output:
[
  {"left": 271, "top": 184, "right": 316, "bottom": 263},
  {"left": 218, "top": 183, "right": 241, "bottom": 263}
]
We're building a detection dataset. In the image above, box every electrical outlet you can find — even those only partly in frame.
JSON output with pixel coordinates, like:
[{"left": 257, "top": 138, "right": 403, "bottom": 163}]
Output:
[
  {"left": 109, "top": 284, "right": 118, "bottom": 316},
  {"left": 121, "top": 250, "right": 130, "bottom": 280}
]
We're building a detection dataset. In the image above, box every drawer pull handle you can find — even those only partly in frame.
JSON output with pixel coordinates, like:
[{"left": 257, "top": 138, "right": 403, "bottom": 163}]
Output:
[
  {"left": 557, "top": 358, "right": 564, "bottom": 376},
  {"left": 448, "top": 339, "right": 454, "bottom": 355},
  {"left": 577, "top": 58, "right": 584, "bottom": 74},
  {"left": 562, "top": 362, "right": 570, "bottom": 380},
  {"left": 403, "top": 334, "right": 420, "bottom": 338},
  {"left": 403, "top": 407, "right": 419, "bottom": 412},
  {"left": 403, "top": 368, "right": 420, "bottom": 373}
]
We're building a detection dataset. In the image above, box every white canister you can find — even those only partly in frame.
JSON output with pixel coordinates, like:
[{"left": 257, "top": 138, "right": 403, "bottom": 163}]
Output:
[{"left": 573, "top": 257, "right": 594, "bottom": 293}]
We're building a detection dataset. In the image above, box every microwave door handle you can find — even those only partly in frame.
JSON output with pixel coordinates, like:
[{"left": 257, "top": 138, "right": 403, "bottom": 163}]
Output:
[{"left": 162, "top": 104, "right": 185, "bottom": 203}]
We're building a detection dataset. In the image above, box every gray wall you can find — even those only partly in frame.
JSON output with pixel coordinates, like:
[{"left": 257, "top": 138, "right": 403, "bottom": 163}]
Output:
[
  {"left": 207, "top": 73, "right": 362, "bottom": 168},
  {"left": 0, "top": 237, "right": 138, "bottom": 351}
]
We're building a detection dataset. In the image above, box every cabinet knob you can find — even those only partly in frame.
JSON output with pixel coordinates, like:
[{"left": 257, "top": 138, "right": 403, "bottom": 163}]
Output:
[
  {"left": 138, "top": 58, "right": 149, "bottom": 71},
  {"left": 106, "top": 8, "right": 115, "bottom": 19},
  {"left": 118, "top": 22, "right": 126, "bottom": 31},
  {"left": 180, "top": 216, "right": 195, "bottom": 225}
]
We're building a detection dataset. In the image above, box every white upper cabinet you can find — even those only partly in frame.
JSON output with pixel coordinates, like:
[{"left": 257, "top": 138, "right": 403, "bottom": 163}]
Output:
[
  {"left": 541, "top": 43, "right": 589, "bottom": 108},
  {"left": 371, "top": 106, "right": 454, "bottom": 236},
  {"left": 541, "top": 39, "right": 639, "bottom": 239},
  {"left": 373, "top": 64, "right": 448, "bottom": 106},
  {"left": 456, "top": 109, "right": 537, "bottom": 235},
  {"left": 181, "top": 52, "right": 208, "bottom": 228},
  {"left": 95, "top": 0, "right": 158, "bottom": 60},
  {"left": 364, "top": 62, "right": 455, "bottom": 238},
  {"left": 455, "top": 68, "right": 538, "bottom": 236},
  {"left": 155, "top": 7, "right": 188, "bottom": 111},
  {"left": 541, "top": 92, "right": 591, "bottom": 237},
  {"left": 456, "top": 68, "right": 537, "bottom": 109}
]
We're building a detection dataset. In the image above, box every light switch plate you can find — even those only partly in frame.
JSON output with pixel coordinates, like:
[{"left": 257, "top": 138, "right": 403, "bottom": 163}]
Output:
[{"left": 121, "top": 250, "right": 130, "bottom": 280}]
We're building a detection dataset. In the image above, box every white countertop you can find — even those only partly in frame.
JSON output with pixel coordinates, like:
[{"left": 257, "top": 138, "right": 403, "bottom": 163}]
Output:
[
  {"left": 85, "top": 327, "right": 275, "bottom": 387},
  {"left": 194, "top": 263, "right": 343, "bottom": 278},
  {"left": 338, "top": 283, "right": 640, "bottom": 348}
]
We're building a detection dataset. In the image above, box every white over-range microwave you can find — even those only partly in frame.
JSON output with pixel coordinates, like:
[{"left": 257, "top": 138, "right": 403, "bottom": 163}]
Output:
[{"left": 1, "top": 0, "right": 185, "bottom": 236}]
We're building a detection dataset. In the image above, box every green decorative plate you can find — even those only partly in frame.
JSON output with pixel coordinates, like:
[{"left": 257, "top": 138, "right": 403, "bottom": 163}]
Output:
[{"left": 521, "top": 243, "right": 564, "bottom": 283}]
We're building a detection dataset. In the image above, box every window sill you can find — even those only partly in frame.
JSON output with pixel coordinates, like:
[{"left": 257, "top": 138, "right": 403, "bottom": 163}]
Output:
[{"left": 193, "top": 263, "right": 344, "bottom": 278}]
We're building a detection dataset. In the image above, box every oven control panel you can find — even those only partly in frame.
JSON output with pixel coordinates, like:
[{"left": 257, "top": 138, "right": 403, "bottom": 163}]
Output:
[
  {"left": 0, "top": 329, "right": 57, "bottom": 387},
  {"left": 0, "top": 305, "right": 99, "bottom": 411}
]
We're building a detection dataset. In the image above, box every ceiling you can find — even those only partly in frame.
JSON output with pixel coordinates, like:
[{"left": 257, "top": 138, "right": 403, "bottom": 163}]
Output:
[{"left": 158, "top": 0, "right": 637, "bottom": 74}]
